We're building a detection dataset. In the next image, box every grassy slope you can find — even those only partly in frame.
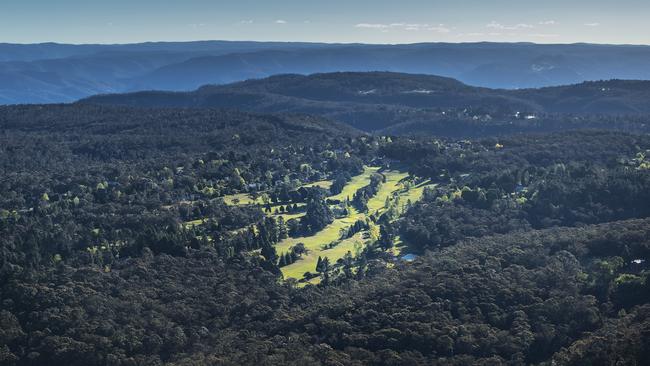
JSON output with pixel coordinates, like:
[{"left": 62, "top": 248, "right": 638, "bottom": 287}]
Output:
[
  {"left": 222, "top": 192, "right": 261, "bottom": 206},
  {"left": 275, "top": 209, "right": 364, "bottom": 270},
  {"left": 367, "top": 171, "right": 409, "bottom": 214},
  {"left": 329, "top": 166, "right": 380, "bottom": 202},
  {"left": 276, "top": 166, "right": 381, "bottom": 279},
  {"left": 301, "top": 180, "right": 333, "bottom": 189},
  {"left": 223, "top": 180, "right": 332, "bottom": 205},
  {"left": 188, "top": 182, "right": 328, "bottom": 226}
]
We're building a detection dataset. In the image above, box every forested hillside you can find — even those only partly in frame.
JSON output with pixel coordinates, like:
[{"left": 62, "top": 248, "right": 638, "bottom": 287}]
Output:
[
  {"left": 1, "top": 104, "right": 649, "bottom": 365},
  {"left": 4, "top": 41, "right": 650, "bottom": 104},
  {"left": 0, "top": 104, "right": 363, "bottom": 269},
  {"left": 81, "top": 72, "right": 650, "bottom": 136}
]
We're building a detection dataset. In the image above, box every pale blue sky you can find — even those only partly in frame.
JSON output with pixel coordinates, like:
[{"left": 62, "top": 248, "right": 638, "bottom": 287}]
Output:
[{"left": 2, "top": 0, "right": 648, "bottom": 44}]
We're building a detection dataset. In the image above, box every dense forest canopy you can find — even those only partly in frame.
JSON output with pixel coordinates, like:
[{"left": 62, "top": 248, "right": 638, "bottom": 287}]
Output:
[
  {"left": 1, "top": 100, "right": 650, "bottom": 365},
  {"left": 81, "top": 72, "right": 650, "bottom": 136}
]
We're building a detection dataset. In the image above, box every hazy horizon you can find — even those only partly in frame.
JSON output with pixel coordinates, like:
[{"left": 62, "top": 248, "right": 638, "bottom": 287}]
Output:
[
  {"left": 4, "top": 39, "right": 650, "bottom": 47},
  {"left": 3, "top": 0, "right": 650, "bottom": 45}
]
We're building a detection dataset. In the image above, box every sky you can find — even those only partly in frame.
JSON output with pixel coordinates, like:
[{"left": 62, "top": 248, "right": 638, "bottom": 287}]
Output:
[{"left": 2, "top": 0, "right": 649, "bottom": 45}]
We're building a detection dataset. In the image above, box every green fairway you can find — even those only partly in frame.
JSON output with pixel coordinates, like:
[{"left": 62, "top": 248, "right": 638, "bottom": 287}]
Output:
[
  {"left": 366, "top": 170, "right": 409, "bottom": 214},
  {"left": 268, "top": 202, "right": 305, "bottom": 212},
  {"left": 275, "top": 207, "right": 364, "bottom": 257},
  {"left": 397, "top": 180, "right": 436, "bottom": 213},
  {"left": 217, "top": 166, "right": 431, "bottom": 283},
  {"left": 185, "top": 179, "right": 332, "bottom": 234},
  {"left": 329, "top": 166, "right": 380, "bottom": 202},
  {"left": 280, "top": 231, "right": 367, "bottom": 279},
  {"left": 223, "top": 180, "right": 334, "bottom": 207},
  {"left": 300, "top": 180, "right": 333, "bottom": 189},
  {"left": 276, "top": 205, "right": 368, "bottom": 281},
  {"left": 274, "top": 212, "right": 305, "bottom": 221},
  {"left": 277, "top": 169, "right": 437, "bottom": 282},
  {"left": 279, "top": 167, "right": 423, "bottom": 282},
  {"left": 222, "top": 192, "right": 262, "bottom": 206}
]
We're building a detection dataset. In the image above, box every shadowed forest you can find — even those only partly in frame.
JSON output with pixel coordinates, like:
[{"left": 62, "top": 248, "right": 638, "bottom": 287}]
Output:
[{"left": 1, "top": 101, "right": 649, "bottom": 365}]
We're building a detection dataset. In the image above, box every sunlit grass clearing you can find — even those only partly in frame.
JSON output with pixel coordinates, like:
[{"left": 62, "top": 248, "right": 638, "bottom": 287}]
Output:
[{"left": 329, "top": 166, "right": 380, "bottom": 202}]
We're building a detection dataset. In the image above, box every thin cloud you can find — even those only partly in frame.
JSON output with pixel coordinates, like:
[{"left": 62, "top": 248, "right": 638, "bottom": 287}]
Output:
[
  {"left": 463, "top": 32, "right": 486, "bottom": 36},
  {"left": 355, "top": 22, "right": 450, "bottom": 33},
  {"left": 275, "top": 19, "right": 287, "bottom": 24},
  {"left": 355, "top": 23, "right": 389, "bottom": 29},
  {"left": 487, "top": 21, "right": 534, "bottom": 30},
  {"left": 538, "top": 20, "right": 556, "bottom": 25},
  {"left": 584, "top": 22, "right": 601, "bottom": 27},
  {"left": 428, "top": 24, "right": 451, "bottom": 33},
  {"left": 528, "top": 33, "right": 560, "bottom": 38},
  {"left": 240, "top": 20, "right": 253, "bottom": 24}
]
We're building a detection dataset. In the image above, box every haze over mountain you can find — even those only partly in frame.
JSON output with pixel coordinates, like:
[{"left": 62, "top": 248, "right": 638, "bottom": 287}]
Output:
[
  {"left": 81, "top": 71, "right": 650, "bottom": 136},
  {"left": 4, "top": 41, "right": 650, "bottom": 104}
]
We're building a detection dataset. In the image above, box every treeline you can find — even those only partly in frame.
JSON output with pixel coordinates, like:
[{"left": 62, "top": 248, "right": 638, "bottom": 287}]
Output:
[
  {"left": 400, "top": 163, "right": 650, "bottom": 252},
  {"left": 390, "top": 131, "right": 650, "bottom": 253},
  {"left": 351, "top": 173, "right": 384, "bottom": 212}
]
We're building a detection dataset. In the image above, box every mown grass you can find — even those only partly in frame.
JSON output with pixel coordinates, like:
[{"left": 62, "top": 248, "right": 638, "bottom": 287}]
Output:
[
  {"left": 279, "top": 171, "right": 436, "bottom": 282},
  {"left": 180, "top": 179, "right": 333, "bottom": 228},
  {"left": 274, "top": 212, "right": 305, "bottom": 221},
  {"left": 301, "top": 180, "right": 333, "bottom": 189},
  {"left": 193, "top": 167, "right": 431, "bottom": 283},
  {"left": 279, "top": 168, "right": 392, "bottom": 281},
  {"left": 222, "top": 192, "right": 262, "bottom": 206},
  {"left": 366, "top": 170, "right": 409, "bottom": 214},
  {"left": 223, "top": 180, "right": 334, "bottom": 207},
  {"left": 329, "top": 166, "right": 380, "bottom": 202},
  {"left": 268, "top": 203, "right": 305, "bottom": 218},
  {"left": 275, "top": 208, "right": 364, "bottom": 259},
  {"left": 399, "top": 180, "right": 436, "bottom": 211},
  {"left": 280, "top": 229, "right": 367, "bottom": 281}
]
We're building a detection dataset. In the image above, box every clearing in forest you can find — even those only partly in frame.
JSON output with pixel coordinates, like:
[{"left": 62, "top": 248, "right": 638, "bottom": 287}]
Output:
[
  {"left": 186, "top": 180, "right": 331, "bottom": 227},
  {"left": 329, "top": 166, "right": 380, "bottom": 202},
  {"left": 278, "top": 168, "right": 434, "bottom": 282},
  {"left": 192, "top": 166, "right": 434, "bottom": 283}
]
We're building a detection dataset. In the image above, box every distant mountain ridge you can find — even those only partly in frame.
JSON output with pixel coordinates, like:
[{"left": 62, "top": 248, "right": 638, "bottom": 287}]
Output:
[
  {"left": 80, "top": 71, "right": 650, "bottom": 135},
  {"left": 0, "top": 40, "right": 331, "bottom": 62},
  {"left": 3, "top": 41, "right": 650, "bottom": 104}
]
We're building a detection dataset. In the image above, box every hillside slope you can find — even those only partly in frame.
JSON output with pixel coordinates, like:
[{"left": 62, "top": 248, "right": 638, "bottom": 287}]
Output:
[{"left": 81, "top": 72, "right": 650, "bottom": 135}]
